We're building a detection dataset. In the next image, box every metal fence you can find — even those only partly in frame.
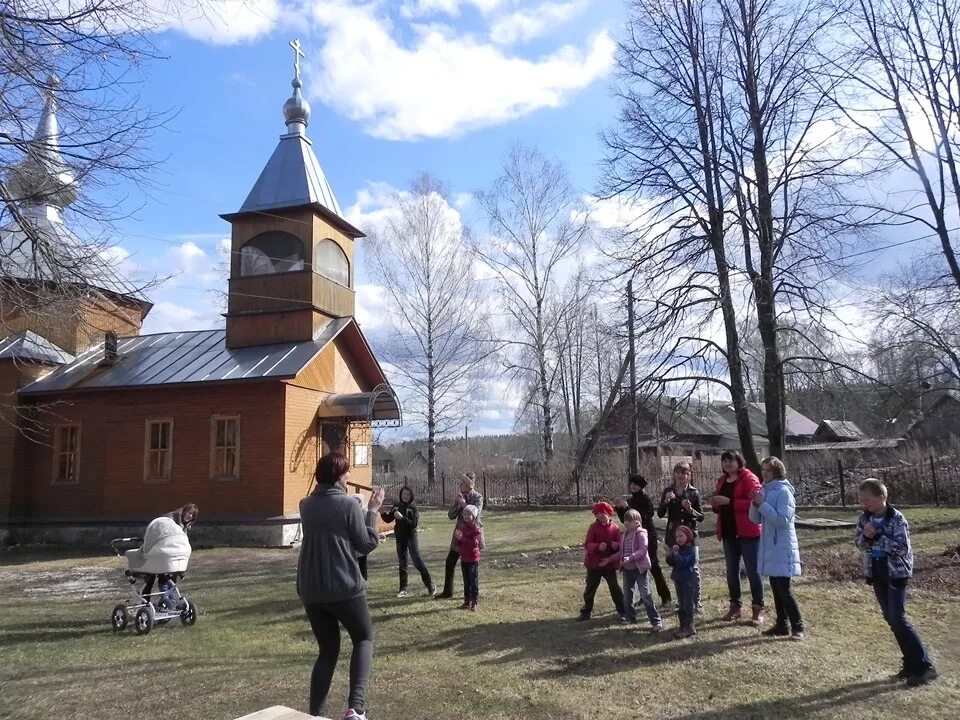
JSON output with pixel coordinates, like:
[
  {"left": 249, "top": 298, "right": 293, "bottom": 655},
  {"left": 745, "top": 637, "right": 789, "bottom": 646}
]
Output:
[{"left": 376, "top": 455, "right": 960, "bottom": 509}]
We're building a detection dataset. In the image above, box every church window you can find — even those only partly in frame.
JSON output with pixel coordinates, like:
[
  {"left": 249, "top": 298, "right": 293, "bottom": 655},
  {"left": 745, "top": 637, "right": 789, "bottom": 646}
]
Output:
[
  {"left": 144, "top": 419, "right": 173, "bottom": 482},
  {"left": 53, "top": 424, "right": 80, "bottom": 484},
  {"left": 239, "top": 232, "right": 306, "bottom": 276},
  {"left": 211, "top": 416, "right": 240, "bottom": 479},
  {"left": 315, "top": 238, "right": 350, "bottom": 287}
]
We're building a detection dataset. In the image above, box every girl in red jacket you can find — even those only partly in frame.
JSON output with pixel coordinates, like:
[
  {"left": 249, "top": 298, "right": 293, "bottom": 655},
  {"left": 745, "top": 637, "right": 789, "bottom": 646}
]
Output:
[
  {"left": 577, "top": 501, "right": 626, "bottom": 621},
  {"left": 454, "top": 504, "right": 483, "bottom": 611},
  {"left": 709, "top": 450, "right": 764, "bottom": 625}
]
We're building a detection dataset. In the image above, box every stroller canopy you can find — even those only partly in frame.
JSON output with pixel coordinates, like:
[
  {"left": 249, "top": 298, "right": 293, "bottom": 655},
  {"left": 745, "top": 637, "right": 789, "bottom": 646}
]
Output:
[{"left": 125, "top": 516, "right": 192, "bottom": 575}]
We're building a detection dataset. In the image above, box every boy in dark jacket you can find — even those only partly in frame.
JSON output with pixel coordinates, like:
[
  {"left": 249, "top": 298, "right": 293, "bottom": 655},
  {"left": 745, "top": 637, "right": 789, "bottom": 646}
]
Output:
[
  {"left": 577, "top": 501, "right": 625, "bottom": 621},
  {"left": 381, "top": 487, "right": 435, "bottom": 597},
  {"left": 616, "top": 474, "right": 671, "bottom": 606},
  {"left": 856, "top": 479, "right": 937, "bottom": 686},
  {"left": 658, "top": 461, "right": 705, "bottom": 609},
  {"left": 666, "top": 525, "right": 698, "bottom": 638}
]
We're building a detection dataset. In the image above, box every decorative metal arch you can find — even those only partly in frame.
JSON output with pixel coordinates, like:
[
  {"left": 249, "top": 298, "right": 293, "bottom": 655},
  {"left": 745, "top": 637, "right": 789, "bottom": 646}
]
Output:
[
  {"left": 367, "top": 383, "right": 402, "bottom": 428},
  {"left": 318, "top": 383, "right": 402, "bottom": 428}
]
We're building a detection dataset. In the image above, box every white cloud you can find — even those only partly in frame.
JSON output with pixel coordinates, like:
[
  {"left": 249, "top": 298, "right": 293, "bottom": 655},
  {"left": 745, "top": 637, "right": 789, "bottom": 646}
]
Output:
[
  {"left": 162, "top": 0, "right": 281, "bottom": 45},
  {"left": 355, "top": 282, "right": 388, "bottom": 331},
  {"left": 165, "top": 241, "right": 224, "bottom": 288},
  {"left": 490, "top": 0, "right": 586, "bottom": 45},
  {"left": 306, "top": 1, "right": 615, "bottom": 140},
  {"left": 400, "top": 0, "right": 509, "bottom": 18},
  {"left": 143, "top": 299, "right": 221, "bottom": 333},
  {"left": 344, "top": 182, "right": 406, "bottom": 230}
]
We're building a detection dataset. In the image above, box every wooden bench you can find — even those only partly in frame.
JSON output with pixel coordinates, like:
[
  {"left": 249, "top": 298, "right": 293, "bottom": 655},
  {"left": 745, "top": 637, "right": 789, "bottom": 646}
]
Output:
[{"left": 234, "top": 706, "right": 330, "bottom": 720}]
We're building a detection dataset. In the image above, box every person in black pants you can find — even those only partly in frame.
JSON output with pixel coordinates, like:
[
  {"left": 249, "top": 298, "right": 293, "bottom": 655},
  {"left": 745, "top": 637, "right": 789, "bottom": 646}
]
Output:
[
  {"left": 298, "top": 452, "right": 383, "bottom": 720},
  {"left": 381, "top": 486, "right": 435, "bottom": 597},
  {"left": 616, "top": 474, "right": 671, "bottom": 607},
  {"left": 436, "top": 473, "right": 484, "bottom": 599}
]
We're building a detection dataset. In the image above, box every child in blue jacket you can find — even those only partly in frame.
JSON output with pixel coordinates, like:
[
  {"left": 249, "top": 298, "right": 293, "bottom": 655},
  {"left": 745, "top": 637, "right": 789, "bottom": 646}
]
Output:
[
  {"left": 856, "top": 478, "right": 937, "bottom": 686},
  {"left": 665, "top": 524, "right": 698, "bottom": 638}
]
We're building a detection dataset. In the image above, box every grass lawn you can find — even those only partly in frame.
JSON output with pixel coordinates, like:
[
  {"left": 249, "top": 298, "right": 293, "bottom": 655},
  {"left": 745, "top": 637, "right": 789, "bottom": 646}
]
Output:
[{"left": 1, "top": 507, "right": 960, "bottom": 720}]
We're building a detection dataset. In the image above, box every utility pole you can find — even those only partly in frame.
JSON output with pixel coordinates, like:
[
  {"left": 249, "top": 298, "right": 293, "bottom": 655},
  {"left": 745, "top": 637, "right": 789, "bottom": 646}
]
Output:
[{"left": 627, "top": 278, "right": 639, "bottom": 475}]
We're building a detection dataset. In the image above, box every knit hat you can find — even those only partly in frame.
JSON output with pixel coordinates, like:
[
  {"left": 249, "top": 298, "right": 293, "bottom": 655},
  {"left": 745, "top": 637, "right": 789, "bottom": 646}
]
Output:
[
  {"left": 628, "top": 474, "right": 648, "bottom": 490},
  {"left": 592, "top": 501, "right": 615, "bottom": 517},
  {"left": 462, "top": 504, "right": 479, "bottom": 520},
  {"left": 675, "top": 525, "right": 694, "bottom": 545}
]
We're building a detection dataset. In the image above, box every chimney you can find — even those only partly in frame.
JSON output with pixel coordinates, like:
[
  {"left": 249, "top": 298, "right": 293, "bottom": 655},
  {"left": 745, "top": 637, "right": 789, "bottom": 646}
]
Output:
[{"left": 99, "top": 331, "right": 119, "bottom": 367}]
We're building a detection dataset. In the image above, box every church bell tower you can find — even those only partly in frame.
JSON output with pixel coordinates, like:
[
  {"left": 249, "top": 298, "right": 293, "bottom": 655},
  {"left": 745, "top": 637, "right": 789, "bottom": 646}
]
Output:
[{"left": 221, "top": 40, "right": 364, "bottom": 349}]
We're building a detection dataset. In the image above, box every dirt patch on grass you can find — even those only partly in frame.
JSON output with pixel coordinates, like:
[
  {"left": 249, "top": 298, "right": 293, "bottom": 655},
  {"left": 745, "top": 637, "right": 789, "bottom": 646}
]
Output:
[
  {"left": 490, "top": 546, "right": 583, "bottom": 570},
  {"left": 804, "top": 547, "right": 960, "bottom": 592},
  {"left": 0, "top": 566, "right": 116, "bottom": 599}
]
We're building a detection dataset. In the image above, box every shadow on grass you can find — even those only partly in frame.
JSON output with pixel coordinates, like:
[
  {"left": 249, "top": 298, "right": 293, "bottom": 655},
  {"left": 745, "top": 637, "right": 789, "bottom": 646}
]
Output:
[
  {"left": 416, "top": 616, "right": 770, "bottom": 677},
  {"left": 673, "top": 678, "right": 900, "bottom": 719}
]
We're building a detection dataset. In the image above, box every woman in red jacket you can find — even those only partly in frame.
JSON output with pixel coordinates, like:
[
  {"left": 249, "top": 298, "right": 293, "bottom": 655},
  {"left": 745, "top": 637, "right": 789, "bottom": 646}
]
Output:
[{"left": 709, "top": 451, "right": 764, "bottom": 625}]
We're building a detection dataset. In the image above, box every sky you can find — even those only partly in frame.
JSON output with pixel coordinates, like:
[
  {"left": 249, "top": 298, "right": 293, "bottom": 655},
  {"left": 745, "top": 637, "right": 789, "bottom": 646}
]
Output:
[
  {"left": 85, "top": 0, "right": 626, "bottom": 438},
  {"left": 37, "top": 0, "right": 950, "bottom": 441}
]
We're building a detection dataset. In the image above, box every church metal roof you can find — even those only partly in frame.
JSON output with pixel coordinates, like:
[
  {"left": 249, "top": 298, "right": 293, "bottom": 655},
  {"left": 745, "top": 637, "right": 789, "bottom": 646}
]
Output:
[
  {"left": 19, "top": 318, "right": 352, "bottom": 395},
  {"left": 0, "top": 331, "right": 74, "bottom": 365},
  {"left": 238, "top": 133, "right": 343, "bottom": 217},
  {"left": 0, "top": 208, "right": 150, "bottom": 304}
]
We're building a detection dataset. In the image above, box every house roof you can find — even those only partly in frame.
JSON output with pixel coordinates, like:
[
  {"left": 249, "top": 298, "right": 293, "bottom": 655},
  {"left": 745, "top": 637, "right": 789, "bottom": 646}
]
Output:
[
  {"left": 905, "top": 389, "right": 960, "bottom": 436},
  {"left": 751, "top": 402, "right": 819, "bottom": 437},
  {"left": 642, "top": 399, "right": 816, "bottom": 439},
  {"left": 816, "top": 419, "right": 865, "bottom": 441},
  {"left": 18, "top": 317, "right": 354, "bottom": 395},
  {"left": 0, "top": 331, "right": 74, "bottom": 365},
  {"left": 786, "top": 438, "right": 902, "bottom": 451}
]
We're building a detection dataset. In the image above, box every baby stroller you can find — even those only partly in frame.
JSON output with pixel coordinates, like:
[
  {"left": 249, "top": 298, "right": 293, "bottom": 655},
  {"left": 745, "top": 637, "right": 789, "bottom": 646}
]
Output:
[{"left": 110, "top": 516, "right": 198, "bottom": 635}]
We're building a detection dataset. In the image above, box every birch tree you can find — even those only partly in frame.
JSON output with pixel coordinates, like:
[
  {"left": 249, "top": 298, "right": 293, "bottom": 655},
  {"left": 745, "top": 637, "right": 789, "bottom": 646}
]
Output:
[
  {"left": 475, "top": 145, "right": 589, "bottom": 466},
  {"left": 367, "top": 174, "right": 493, "bottom": 486}
]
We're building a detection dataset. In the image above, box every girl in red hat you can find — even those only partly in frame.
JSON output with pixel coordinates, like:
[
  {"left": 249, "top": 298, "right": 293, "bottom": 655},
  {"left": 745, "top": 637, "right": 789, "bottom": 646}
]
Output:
[{"left": 577, "top": 501, "right": 626, "bottom": 621}]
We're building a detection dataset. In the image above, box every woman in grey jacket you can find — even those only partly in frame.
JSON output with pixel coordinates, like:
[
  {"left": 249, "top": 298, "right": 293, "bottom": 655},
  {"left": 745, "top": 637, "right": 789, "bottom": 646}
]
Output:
[{"left": 297, "top": 451, "right": 384, "bottom": 720}]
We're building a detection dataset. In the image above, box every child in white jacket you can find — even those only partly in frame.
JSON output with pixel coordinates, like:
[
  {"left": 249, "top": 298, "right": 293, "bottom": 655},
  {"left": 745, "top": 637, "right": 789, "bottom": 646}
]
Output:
[{"left": 612, "top": 509, "right": 663, "bottom": 630}]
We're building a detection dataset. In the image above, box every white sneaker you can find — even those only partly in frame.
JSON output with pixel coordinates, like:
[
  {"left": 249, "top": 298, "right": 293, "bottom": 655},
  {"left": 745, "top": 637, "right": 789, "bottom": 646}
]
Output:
[
  {"left": 395, "top": 589, "right": 408, "bottom": 598},
  {"left": 426, "top": 585, "right": 437, "bottom": 597},
  {"left": 344, "top": 711, "right": 367, "bottom": 720}
]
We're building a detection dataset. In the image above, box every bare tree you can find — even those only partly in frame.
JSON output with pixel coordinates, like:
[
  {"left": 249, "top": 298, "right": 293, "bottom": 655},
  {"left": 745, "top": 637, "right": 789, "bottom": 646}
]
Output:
[
  {"left": 367, "top": 174, "right": 494, "bottom": 486},
  {"left": 475, "top": 144, "right": 590, "bottom": 466},
  {"left": 872, "top": 257, "right": 960, "bottom": 387},
  {"left": 838, "top": 0, "right": 960, "bottom": 291},
  {"left": 600, "top": 0, "right": 762, "bottom": 469},
  {"left": 0, "top": 0, "right": 199, "bottom": 348},
  {"left": 718, "top": 0, "right": 869, "bottom": 458}
]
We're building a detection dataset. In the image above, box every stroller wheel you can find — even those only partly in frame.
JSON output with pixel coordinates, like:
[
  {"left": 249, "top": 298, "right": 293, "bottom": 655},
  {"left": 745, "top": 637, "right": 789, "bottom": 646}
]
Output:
[
  {"left": 111, "top": 605, "right": 129, "bottom": 632},
  {"left": 180, "top": 598, "right": 197, "bottom": 626},
  {"left": 134, "top": 605, "right": 155, "bottom": 635}
]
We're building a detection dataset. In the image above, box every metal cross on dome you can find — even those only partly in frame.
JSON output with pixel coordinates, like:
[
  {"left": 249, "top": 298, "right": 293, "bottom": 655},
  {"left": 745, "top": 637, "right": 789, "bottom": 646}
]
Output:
[{"left": 290, "top": 38, "right": 305, "bottom": 81}]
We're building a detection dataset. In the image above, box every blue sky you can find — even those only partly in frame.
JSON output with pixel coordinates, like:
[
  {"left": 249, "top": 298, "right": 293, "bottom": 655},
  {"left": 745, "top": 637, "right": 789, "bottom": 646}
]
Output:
[
  {"left": 87, "top": 0, "right": 628, "bottom": 438},
  {"left": 60, "top": 0, "right": 939, "bottom": 440}
]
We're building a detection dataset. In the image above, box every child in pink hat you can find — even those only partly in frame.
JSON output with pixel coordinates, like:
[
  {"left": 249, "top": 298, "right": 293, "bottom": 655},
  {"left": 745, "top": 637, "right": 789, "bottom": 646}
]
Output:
[{"left": 577, "top": 501, "right": 625, "bottom": 621}]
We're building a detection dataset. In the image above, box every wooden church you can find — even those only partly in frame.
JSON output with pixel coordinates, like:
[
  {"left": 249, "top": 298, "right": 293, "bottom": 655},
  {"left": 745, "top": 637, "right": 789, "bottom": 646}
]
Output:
[{"left": 0, "top": 51, "right": 400, "bottom": 545}]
